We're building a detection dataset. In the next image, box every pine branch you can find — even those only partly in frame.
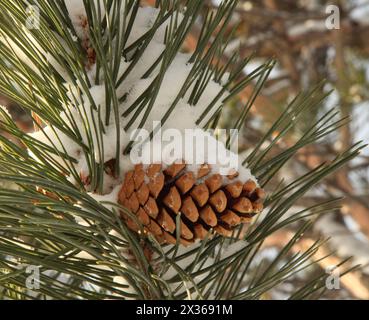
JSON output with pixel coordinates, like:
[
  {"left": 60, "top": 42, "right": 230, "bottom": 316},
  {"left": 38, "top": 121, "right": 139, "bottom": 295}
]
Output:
[{"left": 0, "top": 0, "right": 365, "bottom": 300}]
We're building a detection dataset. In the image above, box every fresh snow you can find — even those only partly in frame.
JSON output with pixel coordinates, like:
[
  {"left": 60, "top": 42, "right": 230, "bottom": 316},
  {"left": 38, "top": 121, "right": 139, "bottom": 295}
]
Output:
[{"left": 25, "top": 2, "right": 257, "bottom": 200}]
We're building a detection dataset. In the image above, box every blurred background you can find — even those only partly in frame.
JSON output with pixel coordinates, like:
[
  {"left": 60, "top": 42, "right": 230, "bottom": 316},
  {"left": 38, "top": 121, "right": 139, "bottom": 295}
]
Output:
[{"left": 1, "top": 0, "right": 369, "bottom": 299}]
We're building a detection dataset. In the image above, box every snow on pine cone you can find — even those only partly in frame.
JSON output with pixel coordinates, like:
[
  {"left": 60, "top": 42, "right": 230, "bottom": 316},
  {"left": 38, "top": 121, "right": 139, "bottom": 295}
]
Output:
[{"left": 117, "top": 162, "right": 265, "bottom": 246}]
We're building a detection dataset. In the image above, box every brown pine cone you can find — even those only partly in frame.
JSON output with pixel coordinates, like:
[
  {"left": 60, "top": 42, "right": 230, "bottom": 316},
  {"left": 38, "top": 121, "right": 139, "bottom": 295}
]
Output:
[{"left": 118, "top": 162, "right": 265, "bottom": 246}]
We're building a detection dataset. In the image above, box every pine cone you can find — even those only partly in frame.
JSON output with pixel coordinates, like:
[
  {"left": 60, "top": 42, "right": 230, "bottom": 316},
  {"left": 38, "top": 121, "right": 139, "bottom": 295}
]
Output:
[{"left": 118, "top": 163, "right": 265, "bottom": 246}]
